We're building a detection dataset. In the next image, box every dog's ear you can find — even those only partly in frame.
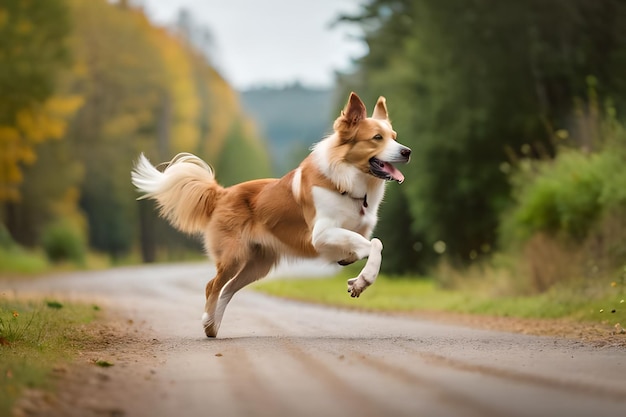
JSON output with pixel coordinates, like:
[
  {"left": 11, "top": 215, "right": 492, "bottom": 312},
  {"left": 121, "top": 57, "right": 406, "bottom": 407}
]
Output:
[
  {"left": 372, "top": 96, "right": 388, "bottom": 120},
  {"left": 341, "top": 92, "right": 367, "bottom": 126}
]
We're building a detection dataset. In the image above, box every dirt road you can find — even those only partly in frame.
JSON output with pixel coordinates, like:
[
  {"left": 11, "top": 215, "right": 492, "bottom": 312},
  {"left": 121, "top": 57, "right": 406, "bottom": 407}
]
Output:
[{"left": 6, "top": 263, "right": 626, "bottom": 417}]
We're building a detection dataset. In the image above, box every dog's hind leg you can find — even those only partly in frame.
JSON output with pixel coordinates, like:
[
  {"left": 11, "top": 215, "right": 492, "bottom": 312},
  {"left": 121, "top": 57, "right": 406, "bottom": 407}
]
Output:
[
  {"left": 203, "top": 262, "right": 241, "bottom": 338},
  {"left": 202, "top": 253, "right": 276, "bottom": 338}
]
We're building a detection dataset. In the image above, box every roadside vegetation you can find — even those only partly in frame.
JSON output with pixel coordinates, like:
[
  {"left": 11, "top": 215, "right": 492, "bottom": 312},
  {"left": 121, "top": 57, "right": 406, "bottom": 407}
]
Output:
[
  {"left": 306, "top": 1, "right": 626, "bottom": 336},
  {"left": 253, "top": 262, "right": 625, "bottom": 329},
  {"left": 0, "top": 223, "right": 204, "bottom": 277},
  {"left": 1, "top": 0, "right": 271, "bottom": 268},
  {"left": 0, "top": 298, "right": 102, "bottom": 416}
]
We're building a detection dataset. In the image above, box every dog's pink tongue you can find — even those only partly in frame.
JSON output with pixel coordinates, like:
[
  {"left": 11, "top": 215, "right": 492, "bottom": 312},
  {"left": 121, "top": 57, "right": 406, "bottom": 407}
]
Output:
[{"left": 382, "top": 162, "right": 405, "bottom": 183}]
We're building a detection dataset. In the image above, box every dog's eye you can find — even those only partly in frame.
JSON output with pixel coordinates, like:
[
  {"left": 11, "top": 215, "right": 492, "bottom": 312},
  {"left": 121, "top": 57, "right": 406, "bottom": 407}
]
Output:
[{"left": 373, "top": 134, "right": 383, "bottom": 140}]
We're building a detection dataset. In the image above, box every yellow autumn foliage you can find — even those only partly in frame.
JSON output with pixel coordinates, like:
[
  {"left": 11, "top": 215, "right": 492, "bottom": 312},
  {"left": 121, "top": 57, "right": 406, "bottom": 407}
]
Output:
[
  {"left": 4, "top": 0, "right": 271, "bottom": 259},
  {"left": 0, "top": 95, "right": 83, "bottom": 202},
  {"left": 16, "top": 96, "right": 83, "bottom": 143}
]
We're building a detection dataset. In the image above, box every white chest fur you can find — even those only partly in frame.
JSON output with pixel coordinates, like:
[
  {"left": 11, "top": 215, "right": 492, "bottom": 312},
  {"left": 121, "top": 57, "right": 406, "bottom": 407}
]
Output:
[{"left": 311, "top": 185, "right": 383, "bottom": 237}]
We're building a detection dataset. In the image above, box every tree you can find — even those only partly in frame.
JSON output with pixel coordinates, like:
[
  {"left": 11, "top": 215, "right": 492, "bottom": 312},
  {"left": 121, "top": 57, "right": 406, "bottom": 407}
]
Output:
[
  {"left": 62, "top": 0, "right": 169, "bottom": 257},
  {"left": 215, "top": 118, "right": 272, "bottom": 186},
  {"left": 337, "top": 0, "right": 626, "bottom": 270},
  {"left": 2, "top": 0, "right": 274, "bottom": 261},
  {"left": 0, "top": 0, "right": 79, "bottom": 235}
]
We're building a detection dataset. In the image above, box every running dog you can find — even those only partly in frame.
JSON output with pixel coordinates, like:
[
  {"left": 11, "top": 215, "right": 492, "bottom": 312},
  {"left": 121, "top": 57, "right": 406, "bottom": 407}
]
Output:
[{"left": 131, "top": 92, "right": 411, "bottom": 337}]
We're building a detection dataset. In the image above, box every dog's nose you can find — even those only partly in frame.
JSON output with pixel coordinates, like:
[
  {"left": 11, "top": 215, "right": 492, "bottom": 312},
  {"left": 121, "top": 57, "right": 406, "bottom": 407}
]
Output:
[{"left": 401, "top": 147, "right": 411, "bottom": 158}]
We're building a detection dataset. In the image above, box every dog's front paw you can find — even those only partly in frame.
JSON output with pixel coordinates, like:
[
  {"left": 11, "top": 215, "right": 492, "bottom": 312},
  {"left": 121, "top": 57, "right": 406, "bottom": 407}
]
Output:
[{"left": 347, "top": 276, "right": 370, "bottom": 298}]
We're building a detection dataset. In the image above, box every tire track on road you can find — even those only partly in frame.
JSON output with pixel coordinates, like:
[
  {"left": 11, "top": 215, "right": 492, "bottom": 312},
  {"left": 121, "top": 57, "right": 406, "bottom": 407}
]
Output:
[
  {"left": 346, "top": 349, "right": 511, "bottom": 417},
  {"left": 216, "top": 342, "right": 294, "bottom": 417},
  {"left": 279, "top": 339, "right": 401, "bottom": 417},
  {"left": 242, "top": 312, "right": 408, "bottom": 417},
  {"left": 416, "top": 351, "right": 626, "bottom": 403}
]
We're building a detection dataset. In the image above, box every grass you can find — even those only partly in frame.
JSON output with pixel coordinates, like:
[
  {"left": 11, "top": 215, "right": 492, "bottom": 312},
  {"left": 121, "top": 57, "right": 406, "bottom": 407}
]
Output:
[
  {"left": 0, "top": 247, "right": 49, "bottom": 275},
  {"left": 0, "top": 245, "right": 207, "bottom": 279},
  {"left": 252, "top": 264, "right": 626, "bottom": 325},
  {"left": 0, "top": 298, "right": 101, "bottom": 416},
  {"left": 0, "top": 246, "right": 110, "bottom": 277}
]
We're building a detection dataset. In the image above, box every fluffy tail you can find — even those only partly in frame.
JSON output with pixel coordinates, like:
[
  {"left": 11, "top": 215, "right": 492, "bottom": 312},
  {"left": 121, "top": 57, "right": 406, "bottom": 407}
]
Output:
[{"left": 131, "top": 153, "right": 223, "bottom": 234}]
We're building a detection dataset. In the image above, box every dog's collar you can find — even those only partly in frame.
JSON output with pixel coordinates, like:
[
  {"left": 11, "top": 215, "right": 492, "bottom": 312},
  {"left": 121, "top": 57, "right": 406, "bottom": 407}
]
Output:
[{"left": 341, "top": 191, "right": 368, "bottom": 214}]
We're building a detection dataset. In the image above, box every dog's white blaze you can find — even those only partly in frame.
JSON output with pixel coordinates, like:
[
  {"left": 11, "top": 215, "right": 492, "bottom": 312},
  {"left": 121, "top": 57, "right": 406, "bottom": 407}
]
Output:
[
  {"left": 291, "top": 167, "right": 302, "bottom": 200},
  {"left": 378, "top": 139, "right": 406, "bottom": 162}
]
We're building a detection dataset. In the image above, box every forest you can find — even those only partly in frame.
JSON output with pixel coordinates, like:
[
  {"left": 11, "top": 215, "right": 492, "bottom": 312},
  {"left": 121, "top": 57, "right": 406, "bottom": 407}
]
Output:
[
  {"left": 332, "top": 0, "right": 626, "bottom": 294},
  {"left": 2, "top": 0, "right": 626, "bottom": 297},
  {"left": 0, "top": 0, "right": 271, "bottom": 265}
]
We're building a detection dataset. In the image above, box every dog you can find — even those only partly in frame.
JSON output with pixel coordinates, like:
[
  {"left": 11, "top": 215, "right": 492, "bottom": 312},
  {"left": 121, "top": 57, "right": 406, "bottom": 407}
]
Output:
[{"left": 131, "top": 92, "right": 411, "bottom": 337}]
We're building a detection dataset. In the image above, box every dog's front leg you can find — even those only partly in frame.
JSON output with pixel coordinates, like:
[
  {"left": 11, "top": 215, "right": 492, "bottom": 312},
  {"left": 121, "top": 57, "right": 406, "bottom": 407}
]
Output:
[
  {"left": 312, "top": 224, "right": 382, "bottom": 297},
  {"left": 347, "top": 238, "right": 383, "bottom": 297}
]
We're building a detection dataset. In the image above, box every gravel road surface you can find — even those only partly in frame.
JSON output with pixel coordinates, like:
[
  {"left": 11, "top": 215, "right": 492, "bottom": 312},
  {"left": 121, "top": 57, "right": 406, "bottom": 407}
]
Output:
[{"left": 5, "top": 263, "right": 626, "bottom": 417}]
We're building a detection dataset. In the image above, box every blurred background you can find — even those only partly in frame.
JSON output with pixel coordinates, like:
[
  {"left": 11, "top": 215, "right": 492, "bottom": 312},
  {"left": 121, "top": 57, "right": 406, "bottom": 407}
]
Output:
[{"left": 2, "top": 0, "right": 626, "bottom": 299}]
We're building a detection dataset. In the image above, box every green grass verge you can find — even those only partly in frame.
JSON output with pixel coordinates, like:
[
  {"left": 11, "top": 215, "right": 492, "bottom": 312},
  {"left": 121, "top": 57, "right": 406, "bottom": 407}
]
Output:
[
  {"left": 0, "top": 245, "right": 207, "bottom": 278},
  {"left": 253, "top": 267, "right": 626, "bottom": 324},
  {"left": 0, "top": 248, "right": 50, "bottom": 275},
  {"left": 0, "top": 298, "right": 101, "bottom": 415}
]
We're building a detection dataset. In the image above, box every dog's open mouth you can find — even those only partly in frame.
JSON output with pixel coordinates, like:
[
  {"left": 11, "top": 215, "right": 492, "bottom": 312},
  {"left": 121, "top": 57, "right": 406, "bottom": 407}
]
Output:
[{"left": 369, "top": 157, "right": 406, "bottom": 183}]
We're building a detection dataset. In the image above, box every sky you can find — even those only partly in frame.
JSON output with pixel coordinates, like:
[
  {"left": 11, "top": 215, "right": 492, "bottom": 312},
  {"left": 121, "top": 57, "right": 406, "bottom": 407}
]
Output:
[{"left": 139, "top": 0, "right": 368, "bottom": 90}]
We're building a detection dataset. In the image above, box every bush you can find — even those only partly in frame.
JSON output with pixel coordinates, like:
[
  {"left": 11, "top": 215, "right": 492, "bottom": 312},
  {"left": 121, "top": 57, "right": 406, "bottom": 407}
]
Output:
[
  {"left": 501, "top": 148, "right": 626, "bottom": 245},
  {"left": 40, "top": 220, "right": 86, "bottom": 265},
  {"left": 498, "top": 140, "right": 626, "bottom": 292}
]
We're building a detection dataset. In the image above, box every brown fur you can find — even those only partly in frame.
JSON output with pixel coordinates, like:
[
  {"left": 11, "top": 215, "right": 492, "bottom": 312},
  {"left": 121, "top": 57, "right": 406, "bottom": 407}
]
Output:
[{"left": 131, "top": 92, "right": 410, "bottom": 337}]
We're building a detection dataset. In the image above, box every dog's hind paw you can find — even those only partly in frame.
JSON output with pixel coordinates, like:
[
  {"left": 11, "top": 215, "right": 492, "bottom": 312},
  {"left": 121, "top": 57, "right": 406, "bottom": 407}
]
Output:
[
  {"left": 347, "top": 275, "right": 370, "bottom": 298},
  {"left": 202, "top": 312, "right": 218, "bottom": 338}
]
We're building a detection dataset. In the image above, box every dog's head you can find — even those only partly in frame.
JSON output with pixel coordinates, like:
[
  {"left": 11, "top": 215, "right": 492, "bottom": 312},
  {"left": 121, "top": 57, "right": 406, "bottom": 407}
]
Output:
[{"left": 332, "top": 92, "right": 411, "bottom": 183}]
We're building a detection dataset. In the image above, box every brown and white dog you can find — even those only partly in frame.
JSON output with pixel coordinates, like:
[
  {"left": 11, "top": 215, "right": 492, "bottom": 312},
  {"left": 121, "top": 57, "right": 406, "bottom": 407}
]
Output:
[{"left": 131, "top": 92, "right": 411, "bottom": 337}]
